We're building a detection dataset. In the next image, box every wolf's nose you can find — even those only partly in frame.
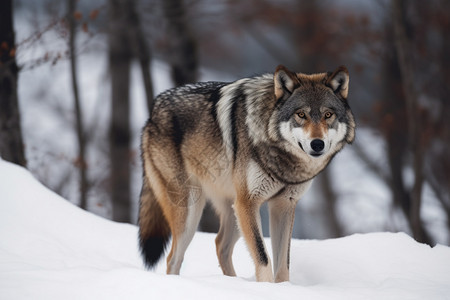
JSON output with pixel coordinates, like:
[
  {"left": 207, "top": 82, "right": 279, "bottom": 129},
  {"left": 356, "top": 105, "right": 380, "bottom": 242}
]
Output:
[{"left": 310, "top": 139, "right": 325, "bottom": 152}]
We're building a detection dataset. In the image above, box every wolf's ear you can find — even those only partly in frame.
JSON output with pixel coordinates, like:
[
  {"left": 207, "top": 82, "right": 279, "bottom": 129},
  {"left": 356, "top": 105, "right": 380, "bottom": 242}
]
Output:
[
  {"left": 326, "top": 66, "right": 349, "bottom": 99},
  {"left": 274, "top": 65, "right": 300, "bottom": 100}
]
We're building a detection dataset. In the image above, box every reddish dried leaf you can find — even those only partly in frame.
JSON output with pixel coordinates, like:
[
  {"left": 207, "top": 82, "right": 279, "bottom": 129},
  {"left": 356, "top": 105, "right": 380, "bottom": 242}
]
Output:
[
  {"left": 89, "top": 9, "right": 99, "bottom": 20},
  {"left": 1, "top": 41, "right": 8, "bottom": 51},
  {"left": 73, "top": 156, "right": 88, "bottom": 169},
  {"left": 73, "top": 11, "right": 82, "bottom": 21}
]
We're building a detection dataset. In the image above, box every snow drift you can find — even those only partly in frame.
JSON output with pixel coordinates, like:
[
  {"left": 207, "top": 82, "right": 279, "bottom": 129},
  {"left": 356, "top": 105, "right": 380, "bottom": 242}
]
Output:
[{"left": 1, "top": 159, "right": 449, "bottom": 299}]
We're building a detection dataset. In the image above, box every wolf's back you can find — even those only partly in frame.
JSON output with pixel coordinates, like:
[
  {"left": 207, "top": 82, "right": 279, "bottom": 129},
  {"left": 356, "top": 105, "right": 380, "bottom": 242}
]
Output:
[{"left": 138, "top": 177, "right": 171, "bottom": 268}]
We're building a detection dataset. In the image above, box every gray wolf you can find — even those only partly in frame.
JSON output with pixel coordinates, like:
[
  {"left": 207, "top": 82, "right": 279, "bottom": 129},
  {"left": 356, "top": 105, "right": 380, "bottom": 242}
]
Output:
[{"left": 138, "top": 65, "right": 355, "bottom": 282}]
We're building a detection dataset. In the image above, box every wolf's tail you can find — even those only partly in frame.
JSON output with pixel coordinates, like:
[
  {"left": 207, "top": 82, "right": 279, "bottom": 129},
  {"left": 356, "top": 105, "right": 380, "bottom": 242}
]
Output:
[{"left": 138, "top": 178, "right": 171, "bottom": 268}]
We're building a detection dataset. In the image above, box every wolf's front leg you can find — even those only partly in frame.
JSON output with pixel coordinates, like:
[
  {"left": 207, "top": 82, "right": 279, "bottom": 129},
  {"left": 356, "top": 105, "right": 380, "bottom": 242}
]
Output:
[
  {"left": 234, "top": 197, "right": 274, "bottom": 282},
  {"left": 268, "top": 198, "right": 296, "bottom": 282}
]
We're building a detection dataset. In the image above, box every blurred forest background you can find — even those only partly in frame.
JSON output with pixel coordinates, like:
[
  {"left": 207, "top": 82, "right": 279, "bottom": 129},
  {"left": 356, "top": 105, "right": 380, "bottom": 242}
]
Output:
[{"left": 1, "top": 0, "right": 449, "bottom": 246}]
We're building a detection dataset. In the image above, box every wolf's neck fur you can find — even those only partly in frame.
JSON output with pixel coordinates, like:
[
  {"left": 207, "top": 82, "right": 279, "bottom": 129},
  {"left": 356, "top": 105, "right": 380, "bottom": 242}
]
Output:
[{"left": 252, "top": 142, "right": 333, "bottom": 185}]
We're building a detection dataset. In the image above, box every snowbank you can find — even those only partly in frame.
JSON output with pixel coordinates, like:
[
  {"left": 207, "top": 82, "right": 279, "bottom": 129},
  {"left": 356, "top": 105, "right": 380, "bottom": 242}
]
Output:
[{"left": 1, "top": 159, "right": 449, "bottom": 299}]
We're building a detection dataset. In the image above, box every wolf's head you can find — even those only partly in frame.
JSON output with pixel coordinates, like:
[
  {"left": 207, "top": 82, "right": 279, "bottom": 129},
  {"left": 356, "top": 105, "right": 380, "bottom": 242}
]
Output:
[{"left": 273, "top": 65, "right": 355, "bottom": 159}]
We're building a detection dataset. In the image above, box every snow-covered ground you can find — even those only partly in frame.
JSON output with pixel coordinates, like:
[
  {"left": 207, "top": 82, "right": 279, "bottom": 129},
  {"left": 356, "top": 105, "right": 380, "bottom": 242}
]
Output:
[{"left": 1, "top": 159, "right": 449, "bottom": 299}]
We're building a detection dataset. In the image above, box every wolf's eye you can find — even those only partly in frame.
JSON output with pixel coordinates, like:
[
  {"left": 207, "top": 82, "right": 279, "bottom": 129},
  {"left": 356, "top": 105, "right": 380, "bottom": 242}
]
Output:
[
  {"left": 297, "top": 112, "right": 306, "bottom": 119},
  {"left": 324, "top": 112, "right": 333, "bottom": 119}
]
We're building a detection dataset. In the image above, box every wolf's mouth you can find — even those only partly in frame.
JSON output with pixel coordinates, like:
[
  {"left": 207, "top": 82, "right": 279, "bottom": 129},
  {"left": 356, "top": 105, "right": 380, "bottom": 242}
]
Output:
[
  {"left": 298, "top": 142, "right": 305, "bottom": 153},
  {"left": 310, "top": 152, "right": 323, "bottom": 157}
]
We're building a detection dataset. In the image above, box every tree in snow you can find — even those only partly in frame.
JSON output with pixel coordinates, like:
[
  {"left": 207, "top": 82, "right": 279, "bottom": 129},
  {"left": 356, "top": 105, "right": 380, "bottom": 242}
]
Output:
[{"left": 0, "top": 0, "right": 27, "bottom": 167}]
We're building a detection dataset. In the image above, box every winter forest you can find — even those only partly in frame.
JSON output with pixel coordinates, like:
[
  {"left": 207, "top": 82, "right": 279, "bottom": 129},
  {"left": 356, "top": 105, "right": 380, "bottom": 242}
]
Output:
[{"left": 1, "top": 0, "right": 450, "bottom": 298}]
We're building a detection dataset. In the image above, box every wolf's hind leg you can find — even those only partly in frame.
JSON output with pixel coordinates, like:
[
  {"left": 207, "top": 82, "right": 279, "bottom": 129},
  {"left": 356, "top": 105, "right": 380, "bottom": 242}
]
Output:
[
  {"left": 215, "top": 201, "right": 240, "bottom": 276},
  {"left": 166, "top": 187, "right": 206, "bottom": 275}
]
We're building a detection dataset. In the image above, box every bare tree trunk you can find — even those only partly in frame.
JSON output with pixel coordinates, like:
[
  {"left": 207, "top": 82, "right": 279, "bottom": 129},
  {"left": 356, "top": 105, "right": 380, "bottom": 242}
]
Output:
[
  {"left": 319, "top": 169, "right": 343, "bottom": 238},
  {"left": 137, "top": 40, "right": 154, "bottom": 117},
  {"left": 162, "top": 0, "right": 217, "bottom": 232},
  {"left": 128, "top": 2, "right": 154, "bottom": 117},
  {"left": 162, "top": 0, "right": 198, "bottom": 86},
  {"left": 427, "top": 1, "right": 450, "bottom": 241},
  {"left": 108, "top": 0, "right": 133, "bottom": 223},
  {"left": 295, "top": 0, "right": 322, "bottom": 72},
  {"left": 0, "top": 0, "right": 27, "bottom": 167},
  {"left": 68, "top": 0, "right": 88, "bottom": 210},
  {"left": 392, "top": 0, "right": 427, "bottom": 243},
  {"left": 163, "top": 0, "right": 219, "bottom": 232},
  {"left": 381, "top": 34, "right": 412, "bottom": 230}
]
